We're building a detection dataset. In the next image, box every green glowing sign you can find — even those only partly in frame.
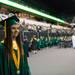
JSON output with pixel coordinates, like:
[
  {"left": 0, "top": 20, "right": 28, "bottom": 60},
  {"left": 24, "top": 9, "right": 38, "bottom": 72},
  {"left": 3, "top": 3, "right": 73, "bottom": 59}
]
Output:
[{"left": 0, "top": 0, "right": 67, "bottom": 24}]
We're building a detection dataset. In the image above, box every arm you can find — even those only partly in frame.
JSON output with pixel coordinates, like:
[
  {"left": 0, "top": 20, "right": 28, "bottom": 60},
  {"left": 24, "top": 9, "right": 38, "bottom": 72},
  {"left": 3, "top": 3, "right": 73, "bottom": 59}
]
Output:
[{"left": 0, "top": 44, "right": 3, "bottom": 75}]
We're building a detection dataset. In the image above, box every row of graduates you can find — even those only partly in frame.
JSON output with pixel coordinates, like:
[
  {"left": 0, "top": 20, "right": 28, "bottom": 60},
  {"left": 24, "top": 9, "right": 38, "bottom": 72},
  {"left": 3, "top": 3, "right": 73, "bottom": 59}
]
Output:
[
  {"left": 32, "top": 36, "right": 61, "bottom": 50},
  {"left": 23, "top": 35, "right": 61, "bottom": 53},
  {"left": 23, "top": 35, "right": 72, "bottom": 56}
]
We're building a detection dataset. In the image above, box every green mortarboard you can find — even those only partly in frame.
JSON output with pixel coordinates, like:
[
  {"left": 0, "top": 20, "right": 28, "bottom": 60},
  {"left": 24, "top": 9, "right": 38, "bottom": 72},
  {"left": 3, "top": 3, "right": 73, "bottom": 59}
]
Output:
[
  {"left": 0, "top": 14, "right": 19, "bottom": 26},
  {"left": 0, "top": 13, "right": 19, "bottom": 38}
]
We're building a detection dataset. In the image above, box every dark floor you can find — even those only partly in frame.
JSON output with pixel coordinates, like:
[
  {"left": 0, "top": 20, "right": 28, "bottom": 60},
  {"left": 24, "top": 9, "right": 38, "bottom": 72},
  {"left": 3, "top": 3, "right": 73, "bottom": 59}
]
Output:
[{"left": 28, "top": 47, "right": 75, "bottom": 75}]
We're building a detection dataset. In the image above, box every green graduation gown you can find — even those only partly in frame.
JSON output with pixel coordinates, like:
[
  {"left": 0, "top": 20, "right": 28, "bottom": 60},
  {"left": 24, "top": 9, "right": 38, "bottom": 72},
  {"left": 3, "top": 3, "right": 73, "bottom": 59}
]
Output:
[
  {"left": 36, "top": 39, "right": 41, "bottom": 50},
  {"left": 23, "top": 40, "right": 29, "bottom": 57},
  {"left": 0, "top": 43, "right": 31, "bottom": 75},
  {"left": 40, "top": 38, "right": 45, "bottom": 48}
]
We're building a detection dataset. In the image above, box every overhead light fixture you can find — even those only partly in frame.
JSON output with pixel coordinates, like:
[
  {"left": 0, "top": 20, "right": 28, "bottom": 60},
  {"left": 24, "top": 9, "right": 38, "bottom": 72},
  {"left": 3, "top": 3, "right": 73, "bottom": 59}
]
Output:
[{"left": 0, "top": 0, "right": 68, "bottom": 24}]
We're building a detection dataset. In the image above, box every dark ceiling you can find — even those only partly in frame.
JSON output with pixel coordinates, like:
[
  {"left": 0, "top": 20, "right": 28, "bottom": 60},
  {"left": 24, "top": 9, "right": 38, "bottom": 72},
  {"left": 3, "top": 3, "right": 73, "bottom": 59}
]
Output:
[
  {"left": 28, "top": 0, "right": 75, "bottom": 15},
  {"left": 10, "top": 0, "right": 75, "bottom": 22},
  {"left": 21, "top": 0, "right": 75, "bottom": 22}
]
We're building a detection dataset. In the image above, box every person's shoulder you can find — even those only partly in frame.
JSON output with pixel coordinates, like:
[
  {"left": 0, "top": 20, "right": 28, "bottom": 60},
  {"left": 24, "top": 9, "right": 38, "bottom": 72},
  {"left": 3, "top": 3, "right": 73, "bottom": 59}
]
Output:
[
  {"left": 0, "top": 40, "right": 4, "bottom": 49},
  {"left": 0, "top": 43, "right": 3, "bottom": 54}
]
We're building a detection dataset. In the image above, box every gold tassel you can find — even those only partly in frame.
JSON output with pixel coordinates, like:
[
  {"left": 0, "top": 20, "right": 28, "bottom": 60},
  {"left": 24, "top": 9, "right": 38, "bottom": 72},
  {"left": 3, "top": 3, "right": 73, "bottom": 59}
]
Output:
[{"left": 4, "top": 21, "right": 7, "bottom": 38}]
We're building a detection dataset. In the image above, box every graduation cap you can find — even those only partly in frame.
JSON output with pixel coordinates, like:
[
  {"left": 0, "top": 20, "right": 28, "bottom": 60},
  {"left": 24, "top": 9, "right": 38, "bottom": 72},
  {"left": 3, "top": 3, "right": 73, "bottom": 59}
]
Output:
[
  {"left": 0, "top": 13, "right": 19, "bottom": 26},
  {"left": 0, "top": 13, "right": 19, "bottom": 38}
]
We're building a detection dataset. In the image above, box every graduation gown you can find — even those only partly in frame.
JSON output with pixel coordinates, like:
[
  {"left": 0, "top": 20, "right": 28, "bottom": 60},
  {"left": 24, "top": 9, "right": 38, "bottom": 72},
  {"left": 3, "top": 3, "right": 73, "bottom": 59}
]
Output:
[
  {"left": 0, "top": 43, "right": 31, "bottom": 75},
  {"left": 44, "top": 38, "right": 49, "bottom": 47},
  {"left": 49, "top": 38, "right": 53, "bottom": 47},
  {"left": 40, "top": 39, "right": 44, "bottom": 48},
  {"left": 31, "top": 39, "right": 37, "bottom": 50},
  {"left": 23, "top": 40, "right": 29, "bottom": 57},
  {"left": 36, "top": 39, "right": 41, "bottom": 50}
]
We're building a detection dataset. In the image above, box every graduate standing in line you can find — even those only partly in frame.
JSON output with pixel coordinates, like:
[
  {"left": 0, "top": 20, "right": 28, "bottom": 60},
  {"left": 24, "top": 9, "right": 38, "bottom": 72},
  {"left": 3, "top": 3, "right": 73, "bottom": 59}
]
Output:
[
  {"left": 31, "top": 35, "right": 38, "bottom": 54},
  {"left": 72, "top": 33, "right": 75, "bottom": 48},
  {"left": 0, "top": 8, "right": 31, "bottom": 75},
  {"left": 23, "top": 35, "right": 29, "bottom": 57}
]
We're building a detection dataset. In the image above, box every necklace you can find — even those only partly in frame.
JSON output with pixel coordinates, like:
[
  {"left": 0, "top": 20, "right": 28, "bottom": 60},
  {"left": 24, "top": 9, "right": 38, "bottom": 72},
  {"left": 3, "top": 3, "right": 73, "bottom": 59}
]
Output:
[{"left": 11, "top": 40, "right": 20, "bottom": 74}]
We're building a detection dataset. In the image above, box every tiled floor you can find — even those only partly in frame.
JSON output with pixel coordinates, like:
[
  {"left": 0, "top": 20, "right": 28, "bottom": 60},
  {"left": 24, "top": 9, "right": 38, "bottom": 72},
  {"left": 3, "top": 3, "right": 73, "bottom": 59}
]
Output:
[{"left": 28, "top": 47, "right": 75, "bottom": 75}]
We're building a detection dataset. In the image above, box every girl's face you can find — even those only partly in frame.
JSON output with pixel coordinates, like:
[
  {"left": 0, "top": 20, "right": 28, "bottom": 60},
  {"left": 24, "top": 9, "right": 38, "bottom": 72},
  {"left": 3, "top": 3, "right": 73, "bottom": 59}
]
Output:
[{"left": 11, "top": 24, "right": 20, "bottom": 38}]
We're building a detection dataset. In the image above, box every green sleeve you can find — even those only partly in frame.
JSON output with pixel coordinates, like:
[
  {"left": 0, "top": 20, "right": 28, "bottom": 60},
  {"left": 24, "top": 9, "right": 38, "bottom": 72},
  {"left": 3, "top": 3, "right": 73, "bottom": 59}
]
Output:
[
  {"left": 0, "top": 43, "right": 9, "bottom": 75},
  {"left": 0, "top": 44, "right": 3, "bottom": 75}
]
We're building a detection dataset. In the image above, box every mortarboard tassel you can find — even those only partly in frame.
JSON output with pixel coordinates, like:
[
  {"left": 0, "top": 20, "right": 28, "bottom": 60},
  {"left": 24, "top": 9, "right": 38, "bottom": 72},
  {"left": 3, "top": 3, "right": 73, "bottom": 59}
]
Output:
[{"left": 4, "top": 21, "right": 7, "bottom": 38}]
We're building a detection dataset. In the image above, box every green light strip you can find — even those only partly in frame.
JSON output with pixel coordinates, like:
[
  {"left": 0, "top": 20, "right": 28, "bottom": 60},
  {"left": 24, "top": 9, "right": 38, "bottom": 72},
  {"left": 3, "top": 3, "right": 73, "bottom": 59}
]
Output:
[{"left": 0, "top": 0, "right": 67, "bottom": 24}]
